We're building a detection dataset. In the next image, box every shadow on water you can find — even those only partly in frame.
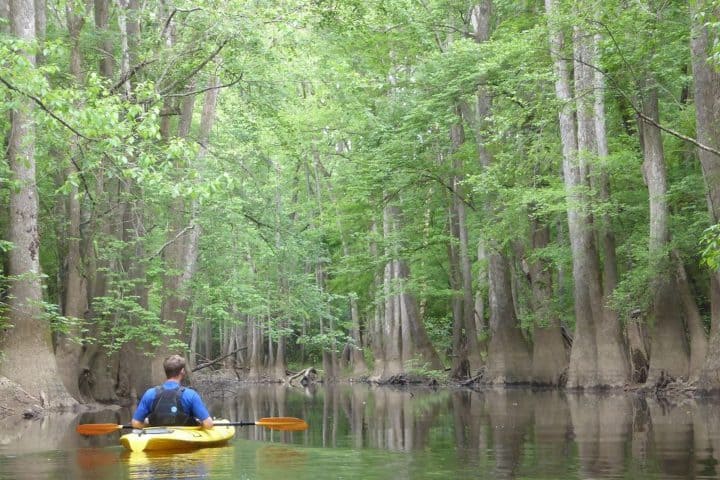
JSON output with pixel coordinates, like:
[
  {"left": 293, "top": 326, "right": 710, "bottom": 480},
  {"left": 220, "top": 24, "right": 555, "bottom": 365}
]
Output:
[{"left": 3, "top": 385, "right": 720, "bottom": 478}]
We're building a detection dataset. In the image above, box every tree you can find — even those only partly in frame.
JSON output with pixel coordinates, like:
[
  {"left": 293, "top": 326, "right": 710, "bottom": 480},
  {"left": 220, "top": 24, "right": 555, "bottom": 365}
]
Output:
[
  {"left": 1, "top": 0, "right": 76, "bottom": 408},
  {"left": 545, "top": 0, "right": 630, "bottom": 388}
]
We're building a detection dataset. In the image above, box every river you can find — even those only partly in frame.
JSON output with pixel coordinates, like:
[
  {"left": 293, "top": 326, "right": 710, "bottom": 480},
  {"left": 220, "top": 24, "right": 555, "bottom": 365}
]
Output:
[{"left": 0, "top": 384, "right": 717, "bottom": 479}]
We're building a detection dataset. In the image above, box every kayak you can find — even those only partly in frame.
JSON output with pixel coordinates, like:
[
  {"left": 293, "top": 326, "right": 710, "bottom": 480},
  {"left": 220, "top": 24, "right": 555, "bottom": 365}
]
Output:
[{"left": 119, "top": 420, "right": 235, "bottom": 452}]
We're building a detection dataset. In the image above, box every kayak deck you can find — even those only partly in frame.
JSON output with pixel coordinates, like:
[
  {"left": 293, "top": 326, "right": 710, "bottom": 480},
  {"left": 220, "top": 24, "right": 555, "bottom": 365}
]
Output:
[{"left": 120, "top": 420, "right": 235, "bottom": 452}]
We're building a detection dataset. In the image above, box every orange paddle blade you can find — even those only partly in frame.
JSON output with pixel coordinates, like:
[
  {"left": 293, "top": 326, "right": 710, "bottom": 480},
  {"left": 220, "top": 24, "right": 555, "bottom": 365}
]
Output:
[
  {"left": 255, "top": 417, "right": 309, "bottom": 431},
  {"left": 76, "top": 423, "right": 125, "bottom": 436}
]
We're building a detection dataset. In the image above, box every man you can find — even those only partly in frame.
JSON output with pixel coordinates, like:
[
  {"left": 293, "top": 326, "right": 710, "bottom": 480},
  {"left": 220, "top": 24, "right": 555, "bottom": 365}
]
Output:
[{"left": 131, "top": 355, "right": 214, "bottom": 429}]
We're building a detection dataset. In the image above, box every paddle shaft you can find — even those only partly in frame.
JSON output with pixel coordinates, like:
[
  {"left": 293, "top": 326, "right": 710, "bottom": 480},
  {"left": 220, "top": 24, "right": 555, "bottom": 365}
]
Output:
[
  {"left": 100, "top": 421, "right": 261, "bottom": 430},
  {"left": 77, "top": 417, "right": 308, "bottom": 435}
]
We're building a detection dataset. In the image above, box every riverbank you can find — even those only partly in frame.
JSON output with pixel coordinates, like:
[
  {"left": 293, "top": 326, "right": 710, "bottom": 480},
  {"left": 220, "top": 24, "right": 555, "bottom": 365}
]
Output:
[
  {"left": 0, "top": 367, "right": 703, "bottom": 422},
  {"left": 0, "top": 376, "right": 48, "bottom": 419}
]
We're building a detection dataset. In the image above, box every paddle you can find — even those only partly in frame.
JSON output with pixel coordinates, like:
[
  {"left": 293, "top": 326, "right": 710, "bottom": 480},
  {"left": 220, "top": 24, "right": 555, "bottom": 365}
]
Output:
[{"left": 76, "top": 417, "right": 309, "bottom": 436}]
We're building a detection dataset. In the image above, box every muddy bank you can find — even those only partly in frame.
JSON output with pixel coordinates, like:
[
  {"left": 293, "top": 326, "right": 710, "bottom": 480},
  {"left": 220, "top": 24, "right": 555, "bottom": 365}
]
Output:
[
  {"left": 0, "top": 375, "right": 121, "bottom": 421},
  {"left": 0, "top": 376, "right": 48, "bottom": 419}
]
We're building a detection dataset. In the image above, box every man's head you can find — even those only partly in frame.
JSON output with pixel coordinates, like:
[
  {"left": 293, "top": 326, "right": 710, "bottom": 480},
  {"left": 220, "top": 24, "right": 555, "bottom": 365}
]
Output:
[{"left": 163, "top": 354, "right": 187, "bottom": 379}]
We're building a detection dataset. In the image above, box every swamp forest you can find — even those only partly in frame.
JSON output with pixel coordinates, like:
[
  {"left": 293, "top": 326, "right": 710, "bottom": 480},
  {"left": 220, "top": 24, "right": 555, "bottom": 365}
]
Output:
[{"left": 2, "top": 0, "right": 720, "bottom": 413}]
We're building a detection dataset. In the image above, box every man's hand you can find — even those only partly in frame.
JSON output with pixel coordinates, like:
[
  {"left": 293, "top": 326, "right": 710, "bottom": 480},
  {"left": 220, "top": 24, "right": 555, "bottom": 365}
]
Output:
[{"left": 131, "top": 419, "right": 147, "bottom": 429}]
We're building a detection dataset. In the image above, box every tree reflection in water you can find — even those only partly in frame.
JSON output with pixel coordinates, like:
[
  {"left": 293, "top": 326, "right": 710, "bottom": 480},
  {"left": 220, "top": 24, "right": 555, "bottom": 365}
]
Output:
[
  {"left": 3, "top": 385, "right": 720, "bottom": 478},
  {"left": 220, "top": 384, "right": 720, "bottom": 479}
]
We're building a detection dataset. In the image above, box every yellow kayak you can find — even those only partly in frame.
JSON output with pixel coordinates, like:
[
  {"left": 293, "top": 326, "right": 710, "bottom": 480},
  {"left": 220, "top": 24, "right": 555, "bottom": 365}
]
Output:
[{"left": 119, "top": 420, "right": 235, "bottom": 452}]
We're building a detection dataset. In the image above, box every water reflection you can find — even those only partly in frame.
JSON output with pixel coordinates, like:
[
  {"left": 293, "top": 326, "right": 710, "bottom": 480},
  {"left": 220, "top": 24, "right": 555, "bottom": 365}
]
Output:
[
  {"left": 122, "top": 447, "right": 233, "bottom": 479},
  {"left": 3, "top": 385, "right": 720, "bottom": 479},
  {"left": 218, "top": 385, "right": 720, "bottom": 479}
]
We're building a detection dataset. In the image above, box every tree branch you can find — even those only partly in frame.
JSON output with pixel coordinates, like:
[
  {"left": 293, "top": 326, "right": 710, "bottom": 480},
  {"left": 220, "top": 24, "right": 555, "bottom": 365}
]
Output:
[
  {"left": 567, "top": 54, "right": 720, "bottom": 158},
  {"left": 159, "top": 40, "right": 229, "bottom": 95},
  {"left": 150, "top": 225, "right": 195, "bottom": 260},
  {"left": 110, "top": 59, "right": 157, "bottom": 94},
  {"left": 165, "top": 74, "right": 243, "bottom": 98},
  {"left": 0, "top": 75, "right": 95, "bottom": 140}
]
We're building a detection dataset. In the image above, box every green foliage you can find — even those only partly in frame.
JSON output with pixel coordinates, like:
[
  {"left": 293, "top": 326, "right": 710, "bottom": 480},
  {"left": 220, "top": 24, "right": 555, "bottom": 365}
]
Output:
[
  {"left": 701, "top": 224, "right": 720, "bottom": 271},
  {"left": 404, "top": 357, "right": 446, "bottom": 382},
  {"left": 0, "top": 0, "right": 715, "bottom": 377}
]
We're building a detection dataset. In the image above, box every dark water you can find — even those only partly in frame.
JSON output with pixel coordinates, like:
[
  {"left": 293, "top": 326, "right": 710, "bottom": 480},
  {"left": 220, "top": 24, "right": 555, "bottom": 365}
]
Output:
[{"left": 0, "top": 385, "right": 718, "bottom": 479}]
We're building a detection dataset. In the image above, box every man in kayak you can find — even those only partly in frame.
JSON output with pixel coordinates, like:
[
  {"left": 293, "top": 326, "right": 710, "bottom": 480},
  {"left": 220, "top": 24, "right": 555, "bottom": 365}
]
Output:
[{"left": 131, "top": 355, "right": 214, "bottom": 429}]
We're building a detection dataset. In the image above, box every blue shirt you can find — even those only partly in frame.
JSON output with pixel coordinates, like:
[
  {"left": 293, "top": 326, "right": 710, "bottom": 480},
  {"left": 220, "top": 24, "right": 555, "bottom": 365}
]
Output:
[{"left": 132, "top": 380, "right": 211, "bottom": 424}]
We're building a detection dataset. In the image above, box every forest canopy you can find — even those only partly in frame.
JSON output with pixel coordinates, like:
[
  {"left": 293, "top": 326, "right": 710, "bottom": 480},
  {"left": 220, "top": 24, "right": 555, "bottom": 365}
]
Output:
[{"left": 2, "top": 0, "right": 720, "bottom": 405}]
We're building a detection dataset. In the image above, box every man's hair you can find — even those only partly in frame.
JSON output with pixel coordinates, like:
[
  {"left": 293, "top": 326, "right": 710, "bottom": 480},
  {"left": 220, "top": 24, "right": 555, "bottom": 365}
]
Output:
[{"left": 163, "top": 355, "right": 186, "bottom": 378}]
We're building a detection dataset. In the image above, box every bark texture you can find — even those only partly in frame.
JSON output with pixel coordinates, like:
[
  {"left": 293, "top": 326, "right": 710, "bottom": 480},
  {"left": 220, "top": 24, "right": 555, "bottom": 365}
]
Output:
[
  {"left": 55, "top": 0, "right": 89, "bottom": 402},
  {"left": 371, "top": 205, "right": 443, "bottom": 381},
  {"left": 0, "top": 0, "right": 76, "bottom": 408},
  {"left": 693, "top": 2, "right": 720, "bottom": 391},
  {"left": 545, "top": 1, "right": 630, "bottom": 388},
  {"left": 529, "top": 221, "right": 569, "bottom": 385},
  {"left": 486, "top": 252, "right": 532, "bottom": 383},
  {"left": 640, "top": 86, "right": 690, "bottom": 382},
  {"left": 448, "top": 115, "right": 482, "bottom": 378}
]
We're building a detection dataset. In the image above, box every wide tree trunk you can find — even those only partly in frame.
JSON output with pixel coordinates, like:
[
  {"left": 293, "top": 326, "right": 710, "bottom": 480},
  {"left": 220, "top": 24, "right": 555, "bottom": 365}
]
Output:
[
  {"left": 576, "top": 21, "right": 630, "bottom": 387},
  {"left": 486, "top": 252, "right": 532, "bottom": 383},
  {"left": 0, "top": 0, "right": 76, "bottom": 408},
  {"left": 528, "top": 220, "right": 569, "bottom": 385},
  {"left": 674, "top": 256, "right": 707, "bottom": 379},
  {"left": 692, "top": 2, "right": 720, "bottom": 391},
  {"left": 378, "top": 204, "right": 443, "bottom": 381},
  {"left": 640, "top": 86, "right": 690, "bottom": 382},
  {"left": 546, "top": 0, "right": 630, "bottom": 388}
]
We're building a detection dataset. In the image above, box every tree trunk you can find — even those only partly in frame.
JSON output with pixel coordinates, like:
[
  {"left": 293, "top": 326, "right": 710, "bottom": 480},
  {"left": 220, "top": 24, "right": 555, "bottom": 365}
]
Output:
[
  {"left": 448, "top": 114, "right": 482, "bottom": 378},
  {"left": 0, "top": 0, "right": 8, "bottom": 33},
  {"left": 380, "top": 204, "right": 443, "bottom": 380},
  {"left": 77, "top": 0, "right": 119, "bottom": 403},
  {"left": 381, "top": 206, "right": 403, "bottom": 378},
  {"left": 368, "top": 221, "right": 387, "bottom": 380},
  {"left": 640, "top": 85, "right": 690, "bottom": 382},
  {"left": 307, "top": 151, "right": 337, "bottom": 381},
  {"left": 529, "top": 220, "right": 569, "bottom": 385},
  {"left": 486, "top": 252, "right": 532, "bottom": 383},
  {"left": 692, "top": 2, "right": 720, "bottom": 391},
  {"left": 0, "top": 0, "right": 76, "bottom": 408},
  {"left": 94, "top": 0, "right": 113, "bottom": 77},
  {"left": 329, "top": 143, "right": 368, "bottom": 377},
  {"left": 157, "top": 75, "right": 218, "bottom": 379},
  {"left": 673, "top": 257, "right": 707, "bottom": 379},
  {"left": 55, "top": 0, "right": 89, "bottom": 402},
  {"left": 592, "top": 17, "right": 618, "bottom": 293},
  {"left": 546, "top": 0, "right": 630, "bottom": 387}
]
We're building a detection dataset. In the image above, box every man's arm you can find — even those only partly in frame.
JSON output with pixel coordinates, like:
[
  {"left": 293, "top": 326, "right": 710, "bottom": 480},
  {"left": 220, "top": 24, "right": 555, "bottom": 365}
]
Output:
[
  {"left": 131, "top": 388, "right": 154, "bottom": 428},
  {"left": 131, "top": 418, "right": 147, "bottom": 429},
  {"left": 187, "top": 390, "right": 213, "bottom": 428}
]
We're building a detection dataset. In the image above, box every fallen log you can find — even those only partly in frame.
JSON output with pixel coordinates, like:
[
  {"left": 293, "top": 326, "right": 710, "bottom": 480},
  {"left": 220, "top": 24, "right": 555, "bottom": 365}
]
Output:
[
  {"left": 191, "top": 346, "right": 248, "bottom": 372},
  {"left": 286, "top": 367, "right": 318, "bottom": 386}
]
